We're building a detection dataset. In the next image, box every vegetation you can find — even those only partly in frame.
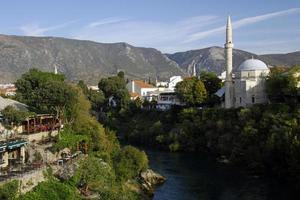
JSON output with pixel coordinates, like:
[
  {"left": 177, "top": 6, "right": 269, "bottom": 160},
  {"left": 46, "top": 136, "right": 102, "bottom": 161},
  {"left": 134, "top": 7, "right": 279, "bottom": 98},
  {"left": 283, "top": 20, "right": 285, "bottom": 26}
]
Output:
[
  {"left": 97, "top": 66, "right": 300, "bottom": 196},
  {"left": 1, "top": 106, "right": 34, "bottom": 127},
  {"left": 77, "top": 80, "right": 105, "bottom": 112},
  {"left": 15, "top": 69, "right": 77, "bottom": 122},
  {"left": 0, "top": 69, "right": 149, "bottom": 200},
  {"left": 0, "top": 180, "right": 19, "bottom": 200},
  {"left": 266, "top": 66, "right": 300, "bottom": 103},
  {"left": 98, "top": 71, "right": 130, "bottom": 109},
  {"left": 199, "top": 71, "right": 222, "bottom": 105},
  {"left": 114, "top": 145, "right": 148, "bottom": 182},
  {"left": 175, "top": 77, "right": 207, "bottom": 106}
]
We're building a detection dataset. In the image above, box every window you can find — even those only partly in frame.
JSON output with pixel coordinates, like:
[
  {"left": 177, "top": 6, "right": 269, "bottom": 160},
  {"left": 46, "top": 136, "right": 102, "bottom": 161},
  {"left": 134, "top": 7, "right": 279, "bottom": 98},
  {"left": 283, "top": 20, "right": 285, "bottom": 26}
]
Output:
[
  {"left": 252, "top": 96, "right": 255, "bottom": 103},
  {"left": 240, "top": 97, "right": 242, "bottom": 104}
]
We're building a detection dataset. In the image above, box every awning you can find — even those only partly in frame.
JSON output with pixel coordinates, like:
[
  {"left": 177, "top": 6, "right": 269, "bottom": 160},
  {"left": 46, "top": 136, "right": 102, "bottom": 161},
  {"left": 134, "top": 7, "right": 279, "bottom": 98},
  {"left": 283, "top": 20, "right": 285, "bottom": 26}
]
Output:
[
  {"left": 0, "top": 143, "right": 6, "bottom": 153},
  {"left": 7, "top": 140, "right": 27, "bottom": 150},
  {"left": 215, "top": 87, "right": 225, "bottom": 97}
]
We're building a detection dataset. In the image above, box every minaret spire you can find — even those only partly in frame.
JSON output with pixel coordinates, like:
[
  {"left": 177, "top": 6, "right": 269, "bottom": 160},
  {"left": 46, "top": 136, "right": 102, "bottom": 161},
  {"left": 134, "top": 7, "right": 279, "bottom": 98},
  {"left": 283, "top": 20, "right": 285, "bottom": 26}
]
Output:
[
  {"left": 192, "top": 63, "right": 197, "bottom": 77},
  {"left": 224, "top": 15, "right": 234, "bottom": 108},
  {"left": 54, "top": 65, "right": 58, "bottom": 74}
]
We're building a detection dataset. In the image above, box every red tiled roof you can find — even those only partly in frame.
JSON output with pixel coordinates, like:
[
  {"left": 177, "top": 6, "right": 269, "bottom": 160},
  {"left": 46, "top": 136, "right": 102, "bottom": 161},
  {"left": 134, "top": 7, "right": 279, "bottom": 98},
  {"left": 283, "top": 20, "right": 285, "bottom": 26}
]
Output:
[
  {"left": 134, "top": 80, "right": 156, "bottom": 88},
  {"left": 130, "top": 92, "right": 139, "bottom": 98}
]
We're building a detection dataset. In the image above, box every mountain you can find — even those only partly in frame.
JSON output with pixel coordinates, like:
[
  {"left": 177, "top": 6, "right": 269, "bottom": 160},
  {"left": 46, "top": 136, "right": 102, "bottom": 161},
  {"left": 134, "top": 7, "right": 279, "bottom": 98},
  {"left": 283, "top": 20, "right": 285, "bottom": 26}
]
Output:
[
  {"left": 0, "top": 34, "right": 298, "bottom": 84},
  {"left": 166, "top": 46, "right": 300, "bottom": 75},
  {"left": 259, "top": 51, "right": 300, "bottom": 67},
  {"left": 0, "top": 35, "right": 184, "bottom": 84}
]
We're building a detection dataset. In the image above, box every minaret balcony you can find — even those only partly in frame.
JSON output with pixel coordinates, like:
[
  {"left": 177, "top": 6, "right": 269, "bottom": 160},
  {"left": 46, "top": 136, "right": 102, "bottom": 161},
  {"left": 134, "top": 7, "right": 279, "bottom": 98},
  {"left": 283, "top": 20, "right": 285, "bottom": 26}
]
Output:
[{"left": 224, "top": 43, "right": 234, "bottom": 48}]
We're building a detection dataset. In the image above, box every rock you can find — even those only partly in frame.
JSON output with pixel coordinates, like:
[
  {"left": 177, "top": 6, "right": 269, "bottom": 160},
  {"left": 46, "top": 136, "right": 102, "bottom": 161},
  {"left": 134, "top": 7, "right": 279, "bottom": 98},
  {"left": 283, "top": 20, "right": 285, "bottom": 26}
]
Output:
[
  {"left": 139, "top": 169, "right": 166, "bottom": 197},
  {"left": 217, "top": 155, "right": 230, "bottom": 164},
  {"left": 55, "top": 160, "right": 80, "bottom": 181},
  {"left": 140, "top": 169, "right": 166, "bottom": 186}
]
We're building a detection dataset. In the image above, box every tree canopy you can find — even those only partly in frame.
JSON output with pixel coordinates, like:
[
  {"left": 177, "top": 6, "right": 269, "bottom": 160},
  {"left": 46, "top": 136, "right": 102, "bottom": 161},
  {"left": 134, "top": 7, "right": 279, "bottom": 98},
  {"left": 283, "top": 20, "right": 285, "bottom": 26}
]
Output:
[
  {"left": 175, "top": 77, "right": 207, "bottom": 106},
  {"left": 199, "top": 71, "right": 222, "bottom": 96},
  {"left": 15, "top": 69, "right": 77, "bottom": 121},
  {"left": 266, "top": 66, "right": 300, "bottom": 103},
  {"left": 98, "top": 71, "right": 130, "bottom": 109}
]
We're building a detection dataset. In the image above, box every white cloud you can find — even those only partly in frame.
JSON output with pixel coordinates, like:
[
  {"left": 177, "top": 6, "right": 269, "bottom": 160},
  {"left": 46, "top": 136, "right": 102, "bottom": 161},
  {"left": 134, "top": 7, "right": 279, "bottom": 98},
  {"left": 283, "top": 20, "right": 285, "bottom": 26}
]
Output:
[
  {"left": 20, "top": 20, "right": 76, "bottom": 36},
  {"left": 184, "top": 7, "right": 300, "bottom": 43},
  {"left": 74, "top": 15, "right": 219, "bottom": 51},
  {"left": 87, "top": 17, "right": 128, "bottom": 28}
]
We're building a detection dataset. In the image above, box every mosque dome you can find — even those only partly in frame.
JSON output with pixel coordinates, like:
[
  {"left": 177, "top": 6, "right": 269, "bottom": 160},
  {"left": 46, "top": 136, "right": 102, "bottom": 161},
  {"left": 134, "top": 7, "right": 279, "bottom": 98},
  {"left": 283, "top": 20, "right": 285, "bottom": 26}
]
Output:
[{"left": 238, "top": 59, "right": 268, "bottom": 71}]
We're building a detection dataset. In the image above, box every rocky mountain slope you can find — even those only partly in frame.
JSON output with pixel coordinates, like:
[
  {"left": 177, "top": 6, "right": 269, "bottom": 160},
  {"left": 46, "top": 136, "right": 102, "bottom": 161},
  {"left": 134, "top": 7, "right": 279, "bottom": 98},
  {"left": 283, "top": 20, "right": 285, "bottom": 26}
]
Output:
[
  {"left": 0, "top": 35, "right": 184, "bottom": 84},
  {"left": 0, "top": 34, "right": 298, "bottom": 84},
  {"left": 166, "top": 46, "right": 300, "bottom": 75}
]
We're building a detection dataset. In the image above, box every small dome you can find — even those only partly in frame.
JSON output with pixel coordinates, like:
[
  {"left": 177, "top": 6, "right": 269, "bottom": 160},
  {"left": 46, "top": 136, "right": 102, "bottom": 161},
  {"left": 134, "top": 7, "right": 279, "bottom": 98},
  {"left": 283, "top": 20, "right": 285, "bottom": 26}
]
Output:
[{"left": 238, "top": 59, "right": 268, "bottom": 71}]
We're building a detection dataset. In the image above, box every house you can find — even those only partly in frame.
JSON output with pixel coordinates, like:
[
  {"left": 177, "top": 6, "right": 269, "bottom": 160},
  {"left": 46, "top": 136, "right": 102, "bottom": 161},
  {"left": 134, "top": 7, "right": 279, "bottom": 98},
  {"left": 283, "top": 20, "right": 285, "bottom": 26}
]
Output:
[
  {"left": 126, "top": 80, "right": 157, "bottom": 98},
  {"left": 0, "top": 96, "right": 28, "bottom": 111},
  {"left": 145, "top": 89, "right": 182, "bottom": 110},
  {"left": 0, "top": 84, "right": 17, "bottom": 96},
  {"left": 156, "top": 91, "right": 182, "bottom": 110},
  {"left": 168, "top": 76, "right": 183, "bottom": 89},
  {"left": 0, "top": 139, "right": 27, "bottom": 169}
]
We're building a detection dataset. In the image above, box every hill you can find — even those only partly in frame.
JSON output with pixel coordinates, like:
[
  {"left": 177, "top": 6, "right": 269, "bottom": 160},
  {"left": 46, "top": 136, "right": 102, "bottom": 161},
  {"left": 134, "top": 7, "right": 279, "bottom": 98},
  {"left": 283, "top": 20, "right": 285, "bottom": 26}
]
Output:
[
  {"left": 166, "top": 46, "right": 300, "bottom": 75},
  {"left": 0, "top": 35, "right": 184, "bottom": 84}
]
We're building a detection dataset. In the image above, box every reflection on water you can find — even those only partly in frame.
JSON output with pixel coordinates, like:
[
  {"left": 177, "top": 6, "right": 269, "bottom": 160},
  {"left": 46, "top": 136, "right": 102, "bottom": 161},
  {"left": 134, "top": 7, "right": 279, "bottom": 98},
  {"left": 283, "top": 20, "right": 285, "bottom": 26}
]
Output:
[{"left": 146, "top": 150, "right": 295, "bottom": 200}]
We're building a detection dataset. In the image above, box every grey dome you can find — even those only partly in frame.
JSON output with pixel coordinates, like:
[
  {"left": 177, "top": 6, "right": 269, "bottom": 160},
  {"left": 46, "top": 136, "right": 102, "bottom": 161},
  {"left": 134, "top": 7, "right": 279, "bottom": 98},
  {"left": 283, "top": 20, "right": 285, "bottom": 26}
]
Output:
[{"left": 238, "top": 59, "right": 268, "bottom": 71}]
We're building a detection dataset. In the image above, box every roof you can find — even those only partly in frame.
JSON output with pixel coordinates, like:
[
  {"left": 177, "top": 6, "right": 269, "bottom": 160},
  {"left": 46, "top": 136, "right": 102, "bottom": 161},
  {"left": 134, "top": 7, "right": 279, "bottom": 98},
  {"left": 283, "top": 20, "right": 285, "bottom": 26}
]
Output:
[
  {"left": 0, "top": 140, "right": 27, "bottom": 151},
  {"left": 215, "top": 87, "right": 225, "bottom": 97},
  {"left": 134, "top": 80, "right": 156, "bottom": 88},
  {"left": 130, "top": 92, "right": 139, "bottom": 98},
  {"left": 238, "top": 59, "right": 268, "bottom": 71},
  {"left": 7, "top": 140, "right": 27, "bottom": 150},
  {"left": 0, "top": 96, "right": 28, "bottom": 111}
]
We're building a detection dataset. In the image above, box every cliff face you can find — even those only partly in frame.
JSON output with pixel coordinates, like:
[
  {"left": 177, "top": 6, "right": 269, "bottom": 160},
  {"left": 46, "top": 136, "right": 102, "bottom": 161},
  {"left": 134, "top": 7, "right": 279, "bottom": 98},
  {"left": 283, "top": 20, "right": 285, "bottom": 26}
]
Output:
[{"left": 0, "top": 35, "right": 184, "bottom": 84}]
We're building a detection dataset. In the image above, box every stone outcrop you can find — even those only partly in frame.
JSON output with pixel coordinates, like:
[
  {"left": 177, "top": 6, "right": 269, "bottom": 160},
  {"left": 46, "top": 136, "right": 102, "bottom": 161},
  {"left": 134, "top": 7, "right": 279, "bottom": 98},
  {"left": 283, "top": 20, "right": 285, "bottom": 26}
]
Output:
[{"left": 139, "top": 169, "right": 166, "bottom": 197}]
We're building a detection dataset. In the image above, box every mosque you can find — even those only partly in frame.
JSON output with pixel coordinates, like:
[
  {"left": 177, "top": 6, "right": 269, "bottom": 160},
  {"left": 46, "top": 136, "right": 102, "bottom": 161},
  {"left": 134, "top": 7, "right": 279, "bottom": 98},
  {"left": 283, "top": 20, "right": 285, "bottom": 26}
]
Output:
[{"left": 224, "top": 16, "right": 270, "bottom": 108}]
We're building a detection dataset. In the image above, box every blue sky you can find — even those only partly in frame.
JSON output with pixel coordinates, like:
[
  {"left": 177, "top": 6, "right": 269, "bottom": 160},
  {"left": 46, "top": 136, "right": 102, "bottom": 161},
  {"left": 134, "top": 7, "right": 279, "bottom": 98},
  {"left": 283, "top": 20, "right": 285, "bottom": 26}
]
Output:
[{"left": 0, "top": 0, "right": 299, "bottom": 54}]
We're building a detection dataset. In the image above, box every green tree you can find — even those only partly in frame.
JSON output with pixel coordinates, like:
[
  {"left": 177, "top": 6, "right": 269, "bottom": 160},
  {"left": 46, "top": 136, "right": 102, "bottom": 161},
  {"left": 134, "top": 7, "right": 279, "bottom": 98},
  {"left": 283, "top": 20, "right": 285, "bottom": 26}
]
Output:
[
  {"left": 98, "top": 72, "right": 130, "bottom": 109},
  {"left": 266, "top": 66, "right": 299, "bottom": 103},
  {"left": 1, "top": 106, "right": 34, "bottom": 127},
  {"left": 15, "top": 69, "right": 77, "bottom": 122},
  {"left": 199, "top": 71, "right": 222, "bottom": 95},
  {"left": 175, "top": 77, "right": 207, "bottom": 106},
  {"left": 77, "top": 80, "right": 105, "bottom": 111},
  {"left": 114, "top": 145, "right": 148, "bottom": 182}
]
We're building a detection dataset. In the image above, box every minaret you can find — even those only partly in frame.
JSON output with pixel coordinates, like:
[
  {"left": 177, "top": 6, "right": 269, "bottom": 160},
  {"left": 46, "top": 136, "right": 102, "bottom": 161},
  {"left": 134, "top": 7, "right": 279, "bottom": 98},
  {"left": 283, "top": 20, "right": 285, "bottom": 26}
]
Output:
[
  {"left": 224, "top": 16, "right": 234, "bottom": 108},
  {"left": 54, "top": 65, "right": 58, "bottom": 74},
  {"left": 192, "top": 63, "right": 197, "bottom": 77}
]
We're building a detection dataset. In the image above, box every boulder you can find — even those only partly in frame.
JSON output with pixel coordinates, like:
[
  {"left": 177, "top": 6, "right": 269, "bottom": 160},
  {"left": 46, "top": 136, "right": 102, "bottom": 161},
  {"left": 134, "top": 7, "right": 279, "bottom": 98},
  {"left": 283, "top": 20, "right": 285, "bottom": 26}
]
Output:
[
  {"left": 139, "top": 169, "right": 166, "bottom": 197},
  {"left": 140, "top": 169, "right": 166, "bottom": 186}
]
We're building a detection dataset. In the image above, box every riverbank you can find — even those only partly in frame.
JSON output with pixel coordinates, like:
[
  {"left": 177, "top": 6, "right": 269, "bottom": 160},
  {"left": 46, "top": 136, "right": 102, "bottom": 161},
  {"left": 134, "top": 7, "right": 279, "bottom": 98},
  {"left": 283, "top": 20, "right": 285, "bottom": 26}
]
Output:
[{"left": 101, "top": 104, "right": 300, "bottom": 198}]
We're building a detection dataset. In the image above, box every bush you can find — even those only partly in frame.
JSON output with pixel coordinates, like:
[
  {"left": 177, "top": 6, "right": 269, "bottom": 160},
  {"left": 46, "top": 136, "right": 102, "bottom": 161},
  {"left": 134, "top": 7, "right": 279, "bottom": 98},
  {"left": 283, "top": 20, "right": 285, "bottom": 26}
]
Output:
[
  {"left": 114, "top": 145, "right": 148, "bottom": 182},
  {"left": 17, "top": 179, "right": 79, "bottom": 200},
  {"left": 0, "top": 180, "right": 19, "bottom": 200}
]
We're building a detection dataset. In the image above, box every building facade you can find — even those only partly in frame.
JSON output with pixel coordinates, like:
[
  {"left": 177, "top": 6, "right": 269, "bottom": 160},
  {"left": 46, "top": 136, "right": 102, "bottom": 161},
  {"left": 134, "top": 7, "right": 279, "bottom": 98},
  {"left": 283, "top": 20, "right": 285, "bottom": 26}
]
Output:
[{"left": 224, "top": 16, "right": 269, "bottom": 108}]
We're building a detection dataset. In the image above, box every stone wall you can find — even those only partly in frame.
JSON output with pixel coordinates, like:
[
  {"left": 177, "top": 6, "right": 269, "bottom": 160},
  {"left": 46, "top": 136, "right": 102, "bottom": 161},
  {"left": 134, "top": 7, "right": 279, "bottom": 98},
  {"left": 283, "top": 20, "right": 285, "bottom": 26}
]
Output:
[{"left": 21, "top": 130, "right": 58, "bottom": 142}]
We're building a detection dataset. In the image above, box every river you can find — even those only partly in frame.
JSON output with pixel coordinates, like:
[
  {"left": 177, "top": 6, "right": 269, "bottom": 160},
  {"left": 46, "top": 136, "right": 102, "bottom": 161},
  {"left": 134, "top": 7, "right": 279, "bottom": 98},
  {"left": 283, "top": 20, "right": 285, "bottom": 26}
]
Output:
[{"left": 146, "top": 150, "right": 296, "bottom": 200}]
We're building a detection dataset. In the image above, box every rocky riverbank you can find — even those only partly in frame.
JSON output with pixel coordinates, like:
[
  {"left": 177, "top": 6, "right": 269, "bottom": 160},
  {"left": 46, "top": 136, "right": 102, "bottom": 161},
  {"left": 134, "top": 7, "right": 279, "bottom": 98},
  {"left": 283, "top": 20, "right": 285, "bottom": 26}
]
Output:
[{"left": 139, "top": 169, "right": 166, "bottom": 199}]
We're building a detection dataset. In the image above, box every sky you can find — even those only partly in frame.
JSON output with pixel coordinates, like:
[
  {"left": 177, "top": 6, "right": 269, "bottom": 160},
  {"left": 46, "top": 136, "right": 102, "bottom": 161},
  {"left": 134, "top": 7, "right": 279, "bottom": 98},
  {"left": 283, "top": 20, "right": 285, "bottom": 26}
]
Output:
[{"left": 0, "top": 0, "right": 299, "bottom": 54}]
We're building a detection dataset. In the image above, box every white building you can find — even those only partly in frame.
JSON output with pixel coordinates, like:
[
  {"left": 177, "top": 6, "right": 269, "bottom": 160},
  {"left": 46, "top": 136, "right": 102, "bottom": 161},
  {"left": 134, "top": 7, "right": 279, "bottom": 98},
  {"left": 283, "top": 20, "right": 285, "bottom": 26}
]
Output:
[
  {"left": 145, "top": 89, "right": 182, "bottom": 110},
  {"left": 168, "top": 76, "right": 183, "bottom": 89},
  {"left": 223, "top": 16, "right": 269, "bottom": 108},
  {"left": 127, "top": 80, "right": 157, "bottom": 99},
  {"left": 155, "top": 76, "right": 183, "bottom": 90},
  {"left": 234, "top": 59, "right": 269, "bottom": 107}
]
